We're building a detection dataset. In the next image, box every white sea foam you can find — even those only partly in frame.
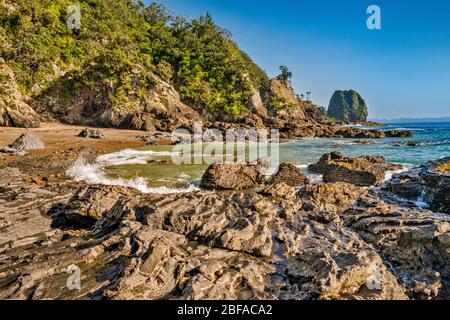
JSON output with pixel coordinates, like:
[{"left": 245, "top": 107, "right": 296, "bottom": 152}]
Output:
[
  {"left": 387, "top": 127, "right": 425, "bottom": 131},
  {"left": 383, "top": 165, "right": 411, "bottom": 182},
  {"left": 66, "top": 157, "right": 198, "bottom": 194},
  {"left": 414, "top": 189, "right": 430, "bottom": 209},
  {"left": 307, "top": 174, "right": 323, "bottom": 184},
  {"left": 96, "top": 149, "right": 178, "bottom": 166}
]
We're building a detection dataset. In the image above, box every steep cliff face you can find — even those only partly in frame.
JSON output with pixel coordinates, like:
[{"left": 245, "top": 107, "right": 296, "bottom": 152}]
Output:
[
  {"left": 268, "top": 78, "right": 324, "bottom": 123},
  {"left": 0, "top": 59, "right": 40, "bottom": 128},
  {"left": 31, "top": 70, "right": 200, "bottom": 132},
  {"left": 327, "top": 90, "right": 368, "bottom": 122}
]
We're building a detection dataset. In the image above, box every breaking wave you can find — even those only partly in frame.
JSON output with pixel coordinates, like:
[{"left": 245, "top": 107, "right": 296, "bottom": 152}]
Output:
[
  {"left": 66, "top": 157, "right": 198, "bottom": 194},
  {"left": 383, "top": 165, "right": 411, "bottom": 182},
  {"left": 96, "top": 149, "right": 178, "bottom": 166}
]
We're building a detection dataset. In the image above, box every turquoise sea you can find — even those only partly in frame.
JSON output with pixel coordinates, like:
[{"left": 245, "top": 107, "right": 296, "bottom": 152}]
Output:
[
  {"left": 67, "top": 121, "right": 450, "bottom": 193},
  {"left": 280, "top": 121, "right": 450, "bottom": 166}
]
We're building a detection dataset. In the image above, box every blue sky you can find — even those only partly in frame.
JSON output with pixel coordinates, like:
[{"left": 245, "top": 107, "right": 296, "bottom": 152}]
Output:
[{"left": 149, "top": 0, "right": 450, "bottom": 119}]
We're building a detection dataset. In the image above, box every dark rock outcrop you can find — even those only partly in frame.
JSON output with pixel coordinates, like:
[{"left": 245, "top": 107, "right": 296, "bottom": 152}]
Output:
[
  {"left": 308, "top": 152, "right": 401, "bottom": 187},
  {"left": 327, "top": 90, "right": 368, "bottom": 122},
  {"left": 78, "top": 128, "right": 107, "bottom": 139},
  {"left": 385, "top": 130, "right": 413, "bottom": 138},
  {"left": 200, "top": 162, "right": 268, "bottom": 190},
  {"left": 386, "top": 169, "right": 423, "bottom": 200},
  {"left": 420, "top": 157, "right": 450, "bottom": 214},
  {"left": 270, "top": 163, "right": 309, "bottom": 186},
  {"left": 63, "top": 185, "right": 139, "bottom": 227}
]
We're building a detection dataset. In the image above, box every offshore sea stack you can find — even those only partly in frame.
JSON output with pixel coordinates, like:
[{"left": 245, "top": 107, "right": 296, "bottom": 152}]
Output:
[{"left": 327, "top": 90, "right": 368, "bottom": 122}]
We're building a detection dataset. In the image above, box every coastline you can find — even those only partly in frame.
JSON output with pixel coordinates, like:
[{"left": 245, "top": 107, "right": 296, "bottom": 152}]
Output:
[{"left": 1, "top": 122, "right": 449, "bottom": 300}]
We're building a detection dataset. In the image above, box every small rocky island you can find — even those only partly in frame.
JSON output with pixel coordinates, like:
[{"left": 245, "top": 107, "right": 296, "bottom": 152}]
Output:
[{"left": 327, "top": 90, "right": 369, "bottom": 122}]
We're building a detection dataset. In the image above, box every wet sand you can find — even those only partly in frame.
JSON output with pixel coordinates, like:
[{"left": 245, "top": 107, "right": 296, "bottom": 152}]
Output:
[{"left": 0, "top": 123, "right": 149, "bottom": 168}]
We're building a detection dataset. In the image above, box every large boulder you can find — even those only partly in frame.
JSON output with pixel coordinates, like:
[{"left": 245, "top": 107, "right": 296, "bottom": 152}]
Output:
[
  {"left": 420, "top": 157, "right": 450, "bottom": 214},
  {"left": 78, "top": 128, "right": 107, "bottom": 139},
  {"left": 327, "top": 90, "right": 368, "bottom": 122},
  {"left": 9, "top": 132, "right": 44, "bottom": 151},
  {"left": 200, "top": 162, "right": 268, "bottom": 190},
  {"left": 270, "top": 162, "right": 309, "bottom": 186},
  {"left": 32, "top": 72, "right": 199, "bottom": 132},
  {"left": 308, "top": 152, "right": 401, "bottom": 186}
]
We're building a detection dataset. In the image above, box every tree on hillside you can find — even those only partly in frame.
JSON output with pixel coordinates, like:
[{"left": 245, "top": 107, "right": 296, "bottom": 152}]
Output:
[
  {"left": 277, "top": 65, "right": 293, "bottom": 83},
  {"left": 317, "top": 106, "right": 327, "bottom": 115},
  {"left": 143, "top": 2, "right": 170, "bottom": 25}
]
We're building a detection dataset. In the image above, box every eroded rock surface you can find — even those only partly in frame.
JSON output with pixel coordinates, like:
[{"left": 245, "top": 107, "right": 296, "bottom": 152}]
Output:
[
  {"left": 0, "top": 61, "right": 40, "bottom": 128},
  {"left": 200, "top": 162, "right": 268, "bottom": 190},
  {"left": 1, "top": 156, "right": 449, "bottom": 300},
  {"left": 274, "top": 217, "right": 407, "bottom": 300},
  {"left": 270, "top": 163, "right": 309, "bottom": 187},
  {"left": 342, "top": 194, "right": 450, "bottom": 299},
  {"left": 308, "top": 152, "right": 401, "bottom": 186}
]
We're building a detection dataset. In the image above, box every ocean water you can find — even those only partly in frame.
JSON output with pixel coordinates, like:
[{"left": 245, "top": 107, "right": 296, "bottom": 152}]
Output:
[
  {"left": 67, "top": 122, "right": 450, "bottom": 193},
  {"left": 279, "top": 121, "right": 450, "bottom": 167}
]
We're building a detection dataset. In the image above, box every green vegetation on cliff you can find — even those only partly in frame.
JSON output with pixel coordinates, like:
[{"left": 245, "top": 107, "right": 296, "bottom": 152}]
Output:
[
  {"left": 327, "top": 90, "right": 368, "bottom": 122},
  {"left": 0, "top": 0, "right": 269, "bottom": 116}
]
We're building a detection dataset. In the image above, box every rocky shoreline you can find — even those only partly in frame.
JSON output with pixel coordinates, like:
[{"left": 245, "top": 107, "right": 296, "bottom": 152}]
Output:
[{"left": 0, "top": 134, "right": 448, "bottom": 300}]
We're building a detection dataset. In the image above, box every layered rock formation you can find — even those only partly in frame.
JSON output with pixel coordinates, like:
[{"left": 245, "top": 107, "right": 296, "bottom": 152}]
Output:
[
  {"left": 308, "top": 152, "right": 401, "bottom": 186},
  {"left": 385, "top": 157, "right": 450, "bottom": 214},
  {"left": 420, "top": 157, "right": 450, "bottom": 214},
  {"left": 0, "top": 151, "right": 449, "bottom": 300},
  {"left": 327, "top": 90, "right": 368, "bottom": 122}
]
